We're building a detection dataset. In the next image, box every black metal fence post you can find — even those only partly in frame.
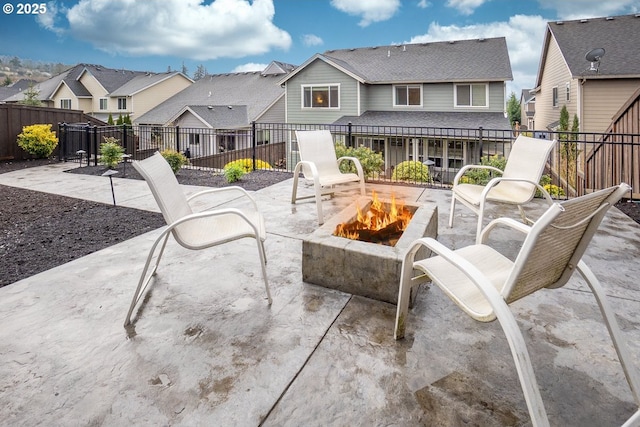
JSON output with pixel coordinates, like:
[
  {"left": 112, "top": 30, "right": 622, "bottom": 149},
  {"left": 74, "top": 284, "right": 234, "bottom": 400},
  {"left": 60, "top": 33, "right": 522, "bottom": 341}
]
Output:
[
  {"left": 175, "top": 126, "right": 180, "bottom": 153},
  {"left": 58, "top": 122, "right": 65, "bottom": 161},
  {"left": 251, "top": 121, "right": 257, "bottom": 171},
  {"left": 92, "top": 124, "right": 98, "bottom": 166},
  {"left": 478, "top": 126, "right": 484, "bottom": 160}
]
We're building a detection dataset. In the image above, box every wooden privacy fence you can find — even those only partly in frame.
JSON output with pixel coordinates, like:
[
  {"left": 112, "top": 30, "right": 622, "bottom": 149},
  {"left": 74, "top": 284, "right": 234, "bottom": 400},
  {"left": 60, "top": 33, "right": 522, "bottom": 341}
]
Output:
[{"left": 0, "top": 104, "right": 104, "bottom": 160}]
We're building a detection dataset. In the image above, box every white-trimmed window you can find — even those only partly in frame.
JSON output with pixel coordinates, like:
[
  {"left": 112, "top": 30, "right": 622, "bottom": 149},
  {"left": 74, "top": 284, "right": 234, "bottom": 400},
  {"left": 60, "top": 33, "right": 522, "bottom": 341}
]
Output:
[
  {"left": 455, "top": 83, "right": 488, "bottom": 107},
  {"left": 60, "top": 99, "right": 71, "bottom": 109},
  {"left": 565, "top": 82, "right": 570, "bottom": 101},
  {"left": 117, "top": 97, "right": 127, "bottom": 110},
  {"left": 99, "top": 98, "right": 108, "bottom": 110},
  {"left": 552, "top": 86, "right": 558, "bottom": 107},
  {"left": 394, "top": 85, "right": 422, "bottom": 107},
  {"left": 302, "top": 84, "right": 339, "bottom": 108}
]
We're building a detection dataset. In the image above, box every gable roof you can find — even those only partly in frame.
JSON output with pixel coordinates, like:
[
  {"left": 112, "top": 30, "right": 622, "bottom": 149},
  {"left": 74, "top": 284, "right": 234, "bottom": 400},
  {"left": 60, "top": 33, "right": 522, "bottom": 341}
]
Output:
[
  {"left": 3, "top": 64, "right": 186, "bottom": 102},
  {"left": 535, "top": 13, "right": 640, "bottom": 87},
  {"left": 172, "top": 105, "right": 249, "bottom": 129},
  {"left": 136, "top": 70, "right": 288, "bottom": 125},
  {"left": 281, "top": 37, "right": 513, "bottom": 85}
]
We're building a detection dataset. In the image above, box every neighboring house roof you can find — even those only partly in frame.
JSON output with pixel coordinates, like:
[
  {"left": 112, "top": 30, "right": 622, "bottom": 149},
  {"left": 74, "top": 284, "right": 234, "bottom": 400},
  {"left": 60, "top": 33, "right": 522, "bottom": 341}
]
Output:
[
  {"left": 171, "top": 105, "right": 249, "bottom": 129},
  {"left": 281, "top": 37, "right": 513, "bottom": 85},
  {"left": 0, "top": 86, "right": 22, "bottom": 101},
  {"left": 3, "top": 63, "right": 186, "bottom": 102},
  {"left": 520, "top": 89, "right": 535, "bottom": 104},
  {"left": 136, "top": 63, "right": 291, "bottom": 126},
  {"left": 9, "top": 79, "right": 38, "bottom": 91},
  {"left": 334, "top": 111, "right": 510, "bottom": 130},
  {"left": 535, "top": 13, "right": 640, "bottom": 88},
  {"left": 110, "top": 72, "right": 192, "bottom": 97}
]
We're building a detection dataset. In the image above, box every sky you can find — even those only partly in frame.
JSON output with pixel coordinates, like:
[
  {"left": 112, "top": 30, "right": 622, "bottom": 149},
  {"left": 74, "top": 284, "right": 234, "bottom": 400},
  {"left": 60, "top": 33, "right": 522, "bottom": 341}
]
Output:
[{"left": 1, "top": 0, "right": 639, "bottom": 97}]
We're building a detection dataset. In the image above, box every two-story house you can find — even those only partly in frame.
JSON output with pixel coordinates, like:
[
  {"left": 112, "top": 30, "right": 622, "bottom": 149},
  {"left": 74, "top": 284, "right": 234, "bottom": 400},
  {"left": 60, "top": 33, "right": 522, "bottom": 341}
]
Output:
[
  {"left": 3, "top": 64, "right": 193, "bottom": 122},
  {"left": 520, "top": 89, "right": 535, "bottom": 131},
  {"left": 279, "top": 38, "right": 513, "bottom": 179},
  {"left": 532, "top": 13, "right": 640, "bottom": 134},
  {"left": 135, "top": 61, "right": 294, "bottom": 160}
]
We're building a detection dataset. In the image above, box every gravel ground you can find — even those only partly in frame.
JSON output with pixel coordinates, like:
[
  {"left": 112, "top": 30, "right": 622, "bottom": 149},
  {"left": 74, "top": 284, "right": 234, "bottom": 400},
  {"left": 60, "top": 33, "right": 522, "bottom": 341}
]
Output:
[
  {"left": 0, "top": 159, "right": 293, "bottom": 287},
  {"left": 1, "top": 158, "right": 638, "bottom": 288}
]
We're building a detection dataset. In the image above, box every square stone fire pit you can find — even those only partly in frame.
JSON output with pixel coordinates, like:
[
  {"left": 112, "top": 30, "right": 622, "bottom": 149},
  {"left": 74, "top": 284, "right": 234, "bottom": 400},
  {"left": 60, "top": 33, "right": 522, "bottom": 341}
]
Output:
[{"left": 302, "top": 196, "right": 438, "bottom": 304}]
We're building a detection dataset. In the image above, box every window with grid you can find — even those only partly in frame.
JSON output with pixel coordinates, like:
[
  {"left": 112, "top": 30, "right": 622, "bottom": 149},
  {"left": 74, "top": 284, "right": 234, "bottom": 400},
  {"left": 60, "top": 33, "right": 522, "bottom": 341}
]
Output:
[
  {"left": 60, "top": 99, "right": 71, "bottom": 109},
  {"left": 99, "top": 98, "right": 108, "bottom": 110},
  {"left": 302, "top": 85, "right": 339, "bottom": 108},
  {"left": 118, "top": 97, "right": 127, "bottom": 110},
  {"left": 552, "top": 87, "right": 558, "bottom": 107}
]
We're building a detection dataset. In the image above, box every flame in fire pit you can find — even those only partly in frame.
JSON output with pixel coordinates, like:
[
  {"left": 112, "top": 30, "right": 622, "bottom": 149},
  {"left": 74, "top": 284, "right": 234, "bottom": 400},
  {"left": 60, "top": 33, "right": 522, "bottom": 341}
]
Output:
[{"left": 333, "top": 190, "right": 414, "bottom": 246}]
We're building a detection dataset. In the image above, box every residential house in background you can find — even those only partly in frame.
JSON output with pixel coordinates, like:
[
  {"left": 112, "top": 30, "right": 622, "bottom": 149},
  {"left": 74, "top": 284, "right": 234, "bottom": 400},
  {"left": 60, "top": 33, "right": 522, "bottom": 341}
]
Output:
[
  {"left": 520, "top": 89, "right": 535, "bottom": 131},
  {"left": 532, "top": 13, "right": 640, "bottom": 134},
  {"left": 135, "top": 61, "right": 295, "bottom": 162},
  {"left": 3, "top": 64, "right": 193, "bottom": 122},
  {"left": 278, "top": 38, "right": 513, "bottom": 180}
]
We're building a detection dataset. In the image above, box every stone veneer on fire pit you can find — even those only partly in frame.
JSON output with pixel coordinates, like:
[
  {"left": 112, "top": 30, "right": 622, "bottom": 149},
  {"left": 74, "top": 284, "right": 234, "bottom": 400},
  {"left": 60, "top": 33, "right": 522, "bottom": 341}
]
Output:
[{"left": 302, "top": 196, "right": 438, "bottom": 304}]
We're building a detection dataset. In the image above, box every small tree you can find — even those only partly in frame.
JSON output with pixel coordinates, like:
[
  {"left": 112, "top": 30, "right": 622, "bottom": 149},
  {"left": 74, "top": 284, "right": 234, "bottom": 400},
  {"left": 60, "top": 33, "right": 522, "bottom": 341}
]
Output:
[
  {"left": 506, "top": 91, "right": 521, "bottom": 127},
  {"left": 18, "top": 83, "right": 42, "bottom": 106},
  {"left": 99, "top": 137, "right": 124, "bottom": 169},
  {"left": 107, "top": 113, "right": 114, "bottom": 125}
]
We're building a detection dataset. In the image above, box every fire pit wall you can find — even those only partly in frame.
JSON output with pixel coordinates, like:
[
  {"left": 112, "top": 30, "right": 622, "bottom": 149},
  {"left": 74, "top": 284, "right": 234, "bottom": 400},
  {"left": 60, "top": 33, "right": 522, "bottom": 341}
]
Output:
[{"left": 302, "top": 196, "right": 438, "bottom": 305}]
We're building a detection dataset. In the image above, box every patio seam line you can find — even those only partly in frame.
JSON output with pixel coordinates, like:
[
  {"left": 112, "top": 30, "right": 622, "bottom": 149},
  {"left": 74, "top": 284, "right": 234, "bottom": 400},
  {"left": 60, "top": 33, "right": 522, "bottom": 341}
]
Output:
[{"left": 258, "top": 294, "right": 354, "bottom": 426}]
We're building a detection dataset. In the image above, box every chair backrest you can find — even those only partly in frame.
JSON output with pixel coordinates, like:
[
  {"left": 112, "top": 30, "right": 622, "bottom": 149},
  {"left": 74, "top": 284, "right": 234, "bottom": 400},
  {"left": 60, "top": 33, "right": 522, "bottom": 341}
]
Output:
[
  {"left": 497, "top": 135, "right": 557, "bottom": 203},
  {"left": 295, "top": 130, "right": 341, "bottom": 179},
  {"left": 132, "top": 152, "right": 192, "bottom": 227},
  {"left": 503, "top": 183, "right": 630, "bottom": 303}
]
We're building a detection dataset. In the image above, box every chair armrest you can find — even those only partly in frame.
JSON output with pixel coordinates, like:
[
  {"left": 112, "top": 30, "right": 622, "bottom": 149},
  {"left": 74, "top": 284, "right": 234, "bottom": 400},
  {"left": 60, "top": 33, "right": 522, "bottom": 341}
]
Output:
[
  {"left": 337, "top": 156, "right": 365, "bottom": 178},
  {"left": 452, "top": 164, "right": 503, "bottom": 186},
  {"left": 478, "top": 217, "right": 531, "bottom": 244},
  {"left": 480, "top": 177, "right": 555, "bottom": 205},
  {"left": 186, "top": 186, "right": 260, "bottom": 211}
]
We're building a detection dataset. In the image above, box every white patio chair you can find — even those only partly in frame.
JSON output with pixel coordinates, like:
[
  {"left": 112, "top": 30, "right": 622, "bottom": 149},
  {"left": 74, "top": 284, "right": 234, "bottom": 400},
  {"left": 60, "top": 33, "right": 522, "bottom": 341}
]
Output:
[
  {"left": 449, "top": 135, "right": 556, "bottom": 243},
  {"left": 395, "top": 183, "right": 640, "bottom": 427},
  {"left": 123, "top": 152, "right": 272, "bottom": 327},
  {"left": 291, "top": 130, "right": 366, "bottom": 224}
]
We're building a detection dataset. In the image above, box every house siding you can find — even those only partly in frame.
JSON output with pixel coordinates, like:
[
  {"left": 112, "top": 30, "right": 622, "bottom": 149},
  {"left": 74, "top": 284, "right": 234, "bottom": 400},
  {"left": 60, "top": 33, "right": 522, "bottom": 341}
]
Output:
[
  {"left": 78, "top": 72, "right": 108, "bottom": 113},
  {"left": 130, "top": 75, "right": 192, "bottom": 121},
  {"left": 51, "top": 84, "right": 77, "bottom": 110},
  {"left": 257, "top": 97, "right": 285, "bottom": 123},
  {"left": 286, "top": 59, "right": 359, "bottom": 124},
  {"left": 534, "top": 37, "right": 573, "bottom": 131},
  {"left": 582, "top": 79, "right": 640, "bottom": 133}
]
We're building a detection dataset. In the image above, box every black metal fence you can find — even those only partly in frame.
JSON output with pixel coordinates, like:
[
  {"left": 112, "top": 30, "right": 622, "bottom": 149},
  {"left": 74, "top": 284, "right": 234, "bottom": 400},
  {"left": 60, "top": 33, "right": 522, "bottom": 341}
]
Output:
[{"left": 57, "top": 122, "right": 640, "bottom": 200}]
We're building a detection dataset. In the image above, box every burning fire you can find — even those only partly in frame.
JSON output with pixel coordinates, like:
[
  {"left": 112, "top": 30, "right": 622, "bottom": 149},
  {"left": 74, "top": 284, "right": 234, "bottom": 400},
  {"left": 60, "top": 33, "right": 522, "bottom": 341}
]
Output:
[{"left": 334, "top": 190, "right": 414, "bottom": 246}]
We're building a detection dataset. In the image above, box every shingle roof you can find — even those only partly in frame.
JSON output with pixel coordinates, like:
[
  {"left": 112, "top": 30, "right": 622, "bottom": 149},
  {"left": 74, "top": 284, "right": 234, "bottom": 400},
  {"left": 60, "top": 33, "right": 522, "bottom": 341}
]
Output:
[
  {"left": 284, "top": 37, "right": 512, "bottom": 84},
  {"left": 110, "top": 72, "right": 191, "bottom": 96},
  {"left": 136, "top": 71, "right": 286, "bottom": 125},
  {"left": 546, "top": 14, "right": 640, "bottom": 79},
  {"left": 182, "top": 105, "right": 249, "bottom": 129},
  {"left": 333, "top": 111, "right": 510, "bottom": 130}
]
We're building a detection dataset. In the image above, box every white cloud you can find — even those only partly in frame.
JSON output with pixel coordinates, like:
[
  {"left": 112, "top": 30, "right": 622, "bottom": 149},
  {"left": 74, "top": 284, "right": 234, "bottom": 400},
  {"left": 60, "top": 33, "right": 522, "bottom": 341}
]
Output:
[
  {"left": 59, "top": 0, "right": 291, "bottom": 60},
  {"left": 232, "top": 62, "right": 268, "bottom": 72},
  {"left": 36, "top": 1, "right": 66, "bottom": 35},
  {"left": 417, "top": 0, "right": 431, "bottom": 8},
  {"left": 302, "top": 34, "right": 323, "bottom": 47},
  {"left": 330, "top": 0, "right": 401, "bottom": 27},
  {"left": 536, "top": 0, "right": 639, "bottom": 20},
  {"left": 446, "top": 0, "right": 488, "bottom": 16},
  {"left": 408, "top": 14, "right": 549, "bottom": 97}
]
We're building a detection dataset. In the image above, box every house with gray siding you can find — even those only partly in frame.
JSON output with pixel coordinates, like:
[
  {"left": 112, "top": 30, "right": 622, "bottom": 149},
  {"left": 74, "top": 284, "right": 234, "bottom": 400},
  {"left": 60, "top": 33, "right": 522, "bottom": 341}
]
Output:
[
  {"left": 135, "top": 61, "right": 294, "bottom": 160},
  {"left": 279, "top": 38, "right": 513, "bottom": 177}
]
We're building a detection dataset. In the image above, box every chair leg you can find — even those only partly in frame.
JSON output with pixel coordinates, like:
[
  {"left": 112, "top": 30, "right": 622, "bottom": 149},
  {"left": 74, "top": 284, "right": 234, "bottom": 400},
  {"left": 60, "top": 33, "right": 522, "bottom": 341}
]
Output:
[
  {"left": 578, "top": 261, "right": 640, "bottom": 407},
  {"left": 491, "top": 299, "right": 550, "bottom": 427},
  {"left": 395, "top": 255, "right": 420, "bottom": 340},
  {"left": 448, "top": 194, "right": 456, "bottom": 228},
  {"left": 314, "top": 183, "right": 324, "bottom": 225},
  {"left": 124, "top": 230, "right": 171, "bottom": 326},
  {"left": 291, "top": 165, "right": 301, "bottom": 204},
  {"left": 257, "top": 239, "right": 272, "bottom": 305}
]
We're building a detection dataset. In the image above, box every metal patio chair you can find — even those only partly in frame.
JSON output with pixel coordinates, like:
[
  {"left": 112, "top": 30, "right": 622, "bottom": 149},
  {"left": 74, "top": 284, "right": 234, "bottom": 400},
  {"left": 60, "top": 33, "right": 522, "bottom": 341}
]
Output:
[
  {"left": 123, "top": 152, "right": 272, "bottom": 327},
  {"left": 395, "top": 183, "right": 640, "bottom": 427},
  {"left": 449, "top": 135, "right": 556, "bottom": 243},
  {"left": 291, "top": 130, "right": 366, "bottom": 224}
]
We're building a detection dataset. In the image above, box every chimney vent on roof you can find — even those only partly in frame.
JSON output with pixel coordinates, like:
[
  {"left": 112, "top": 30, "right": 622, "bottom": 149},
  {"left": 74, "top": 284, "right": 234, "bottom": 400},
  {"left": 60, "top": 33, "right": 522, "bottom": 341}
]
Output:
[
  {"left": 556, "top": 21, "right": 563, "bottom": 25},
  {"left": 402, "top": 45, "right": 406, "bottom": 51},
  {"left": 387, "top": 50, "right": 390, "bottom": 57},
  {"left": 606, "top": 16, "right": 614, "bottom": 20},
  {"left": 580, "top": 19, "right": 588, "bottom": 23}
]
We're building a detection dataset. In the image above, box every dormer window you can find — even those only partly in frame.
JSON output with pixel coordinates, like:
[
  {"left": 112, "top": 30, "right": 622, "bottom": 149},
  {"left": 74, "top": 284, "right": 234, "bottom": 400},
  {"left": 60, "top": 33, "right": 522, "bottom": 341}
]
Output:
[
  {"left": 302, "top": 84, "right": 339, "bottom": 109},
  {"left": 394, "top": 85, "right": 422, "bottom": 107}
]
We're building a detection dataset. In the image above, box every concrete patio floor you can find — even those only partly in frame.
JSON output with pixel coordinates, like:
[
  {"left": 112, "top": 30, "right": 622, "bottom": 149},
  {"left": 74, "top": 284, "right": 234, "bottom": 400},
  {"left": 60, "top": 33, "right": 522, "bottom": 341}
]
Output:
[{"left": 1, "top": 163, "right": 639, "bottom": 426}]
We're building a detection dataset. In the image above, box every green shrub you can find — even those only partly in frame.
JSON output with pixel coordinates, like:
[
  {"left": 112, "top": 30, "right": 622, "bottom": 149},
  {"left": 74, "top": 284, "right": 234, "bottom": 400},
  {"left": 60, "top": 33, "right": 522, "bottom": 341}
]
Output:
[
  {"left": 99, "top": 137, "right": 124, "bottom": 169},
  {"left": 334, "top": 143, "right": 384, "bottom": 178},
  {"left": 392, "top": 160, "right": 430, "bottom": 182},
  {"left": 17, "top": 124, "right": 58, "bottom": 158},
  {"left": 224, "top": 164, "right": 245, "bottom": 183},
  {"left": 224, "top": 158, "right": 271, "bottom": 173},
  {"left": 160, "top": 149, "right": 188, "bottom": 174},
  {"left": 459, "top": 155, "right": 507, "bottom": 185}
]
